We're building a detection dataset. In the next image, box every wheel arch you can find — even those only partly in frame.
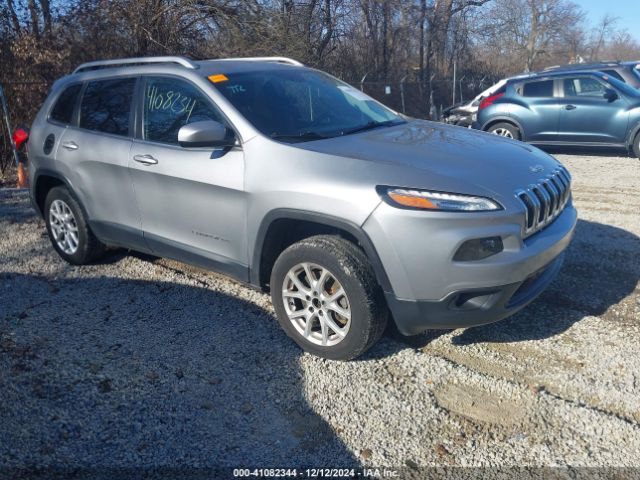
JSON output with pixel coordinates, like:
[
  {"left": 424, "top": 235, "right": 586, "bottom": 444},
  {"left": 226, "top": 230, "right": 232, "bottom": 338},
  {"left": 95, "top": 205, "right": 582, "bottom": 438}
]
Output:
[
  {"left": 251, "top": 209, "right": 393, "bottom": 295},
  {"left": 32, "top": 169, "right": 79, "bottom": 218},
  {"left": 625, "top": 121, "right": 640, "bottom": 148},
  {"left": 32, "top": 169, "right": 94, "bottom": 226},
  {"left": 482, "top": 117, "right": 525, "bottom": 140}
]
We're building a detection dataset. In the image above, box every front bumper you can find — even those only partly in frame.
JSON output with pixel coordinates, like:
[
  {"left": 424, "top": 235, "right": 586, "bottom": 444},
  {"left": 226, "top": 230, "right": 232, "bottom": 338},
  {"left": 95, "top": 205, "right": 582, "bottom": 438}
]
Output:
[
  {"left": 363, "top": 201, "right": 577, "bottom": 335},
  {"left": 385, "top": 253, "right": 564, "bottom": 334},
  {"left": 443, "top": 113, "right": 474, "bottom": 127}
]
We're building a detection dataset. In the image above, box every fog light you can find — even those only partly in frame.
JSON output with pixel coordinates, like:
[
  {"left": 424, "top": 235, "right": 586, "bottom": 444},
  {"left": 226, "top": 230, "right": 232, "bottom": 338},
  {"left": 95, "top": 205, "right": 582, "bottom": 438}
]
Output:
[{"left": 453, "top": 236, "right": 503, "bottom": 261}]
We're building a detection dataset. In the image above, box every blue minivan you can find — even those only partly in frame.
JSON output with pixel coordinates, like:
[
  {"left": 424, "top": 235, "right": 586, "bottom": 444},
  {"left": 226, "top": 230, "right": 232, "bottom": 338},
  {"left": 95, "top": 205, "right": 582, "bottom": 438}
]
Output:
[{"left": 473, "top": 71, "right": 640, "bottom": 157}]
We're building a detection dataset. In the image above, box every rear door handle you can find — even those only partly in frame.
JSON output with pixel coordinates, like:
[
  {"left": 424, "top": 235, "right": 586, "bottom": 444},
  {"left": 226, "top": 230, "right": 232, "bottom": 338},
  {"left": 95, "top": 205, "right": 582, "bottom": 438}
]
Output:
[
  {"left": 133, "top": 154, "right": 158, "bottom": 166},
  {"left": 62, "top": 141, "right": 79, "bottom": 151},
  {"left": 564, "top": 105, "right": 577, "bottom": 110}
]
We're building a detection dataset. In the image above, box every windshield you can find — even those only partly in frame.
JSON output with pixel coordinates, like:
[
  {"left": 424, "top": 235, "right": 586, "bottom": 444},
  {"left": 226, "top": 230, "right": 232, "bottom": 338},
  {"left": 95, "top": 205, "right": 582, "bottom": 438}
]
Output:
[
  {"left": 212, "top": 69, "right": 404, "bottom": 142},
  {"left": 602, "top": 74, "right": 640, "bottom": 97}
]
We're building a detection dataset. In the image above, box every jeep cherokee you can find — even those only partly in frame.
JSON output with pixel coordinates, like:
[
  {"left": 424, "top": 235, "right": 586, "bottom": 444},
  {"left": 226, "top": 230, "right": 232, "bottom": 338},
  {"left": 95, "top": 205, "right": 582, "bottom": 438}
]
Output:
[{"left": 27, "top": 56, "right": 577, "bottom": 360}]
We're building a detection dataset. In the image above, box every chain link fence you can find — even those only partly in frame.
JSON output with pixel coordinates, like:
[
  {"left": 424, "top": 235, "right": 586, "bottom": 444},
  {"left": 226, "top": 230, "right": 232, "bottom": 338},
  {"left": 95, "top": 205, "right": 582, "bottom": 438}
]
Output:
[{"left": 357, "top": 76, "right": 500, "bottom": 119}]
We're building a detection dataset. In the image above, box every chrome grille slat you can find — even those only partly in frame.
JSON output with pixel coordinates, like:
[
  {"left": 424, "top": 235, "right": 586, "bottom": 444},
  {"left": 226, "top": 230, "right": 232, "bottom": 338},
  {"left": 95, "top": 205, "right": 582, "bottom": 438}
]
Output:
[
  {"left": 554, "top": 174, "right": 568, "bottom": 202},
  {"left": 528, "top": 189, "right": 542, "bottom": 230},
  {"left": 515, "top": 190, "right": 533, "bottom": 230},
  {"left": 544, "top": 179, "right": 560, "bottom": 215},
  {"left": 533, "top": 186, "right": 549, "bottom": 225},
  {"left": 551, "top": 175, "right": 567, "bottom": 205},
  {"left": 515, "top": 168, "right": 572, "bottom": 237}
]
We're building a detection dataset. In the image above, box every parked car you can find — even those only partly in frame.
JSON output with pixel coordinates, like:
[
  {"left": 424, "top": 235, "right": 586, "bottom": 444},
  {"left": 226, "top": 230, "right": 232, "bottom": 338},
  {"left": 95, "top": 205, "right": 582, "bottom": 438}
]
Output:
[
  {"left": 445, "top": 62, "right": 640, "bottom": 128},
  {"left": 543, "top": 61, "right": 640, "bottom": 89},
  {"left": 474, "top": 70, "right": 640, "bottom": 157},
  {"left": 443, "top": 74, "right": 532, "bottom": 127},
  {"left": 27, "top": 56, "right": 576, "bottom": 360}
]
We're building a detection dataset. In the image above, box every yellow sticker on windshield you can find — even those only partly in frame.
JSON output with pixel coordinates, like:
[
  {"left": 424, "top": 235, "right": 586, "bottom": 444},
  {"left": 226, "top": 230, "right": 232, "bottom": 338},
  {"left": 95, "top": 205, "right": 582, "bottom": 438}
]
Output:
[{"left": 208, "top": 74, "right": 229, "bottom": 83}]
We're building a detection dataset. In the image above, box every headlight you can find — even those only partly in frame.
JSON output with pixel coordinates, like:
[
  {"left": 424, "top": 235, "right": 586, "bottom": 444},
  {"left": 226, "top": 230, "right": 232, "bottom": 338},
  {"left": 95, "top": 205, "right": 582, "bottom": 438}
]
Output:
[{"left": 379, "top": 187, "right": 502, "bottom": 212}]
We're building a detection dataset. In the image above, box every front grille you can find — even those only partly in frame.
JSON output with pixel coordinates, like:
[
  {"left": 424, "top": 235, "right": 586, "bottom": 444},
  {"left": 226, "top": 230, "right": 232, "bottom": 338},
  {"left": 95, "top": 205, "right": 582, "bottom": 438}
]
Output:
[{"left": 515, "top": 166, "right": 571, "bottom": 237}]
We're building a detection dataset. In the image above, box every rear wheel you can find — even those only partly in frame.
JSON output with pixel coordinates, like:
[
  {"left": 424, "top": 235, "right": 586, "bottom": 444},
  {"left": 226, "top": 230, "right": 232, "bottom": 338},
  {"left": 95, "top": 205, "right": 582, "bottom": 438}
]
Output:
[
  {"left": 270, "top": 235, "right": 387, "bottom": 360},
  {"left": 44, "top": 186, "right": 105, "bottom": 265},
  {"left": 488, "top": 122, "right": 520, "bottom": 140}
]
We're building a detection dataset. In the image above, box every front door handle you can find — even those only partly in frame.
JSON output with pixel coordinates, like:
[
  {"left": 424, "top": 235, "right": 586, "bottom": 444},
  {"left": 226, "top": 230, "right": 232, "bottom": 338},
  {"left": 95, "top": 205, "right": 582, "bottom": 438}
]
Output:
[
  {"left": 564, "top": 104, "right": 577, "bottom": 110},
  {"left": 133, "top": 154, "right": 158, "bottom": 166},
  {"left": 62, "top": 141, "right": 79, "bottom": 151}
]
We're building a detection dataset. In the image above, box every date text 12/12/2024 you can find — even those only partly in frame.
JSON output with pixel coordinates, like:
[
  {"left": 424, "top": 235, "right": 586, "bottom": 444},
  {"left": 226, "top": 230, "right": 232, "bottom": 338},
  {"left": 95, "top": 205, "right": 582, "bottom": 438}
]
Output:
[{"left": 232, "top": 468, "right": 401, "bottom": 478}]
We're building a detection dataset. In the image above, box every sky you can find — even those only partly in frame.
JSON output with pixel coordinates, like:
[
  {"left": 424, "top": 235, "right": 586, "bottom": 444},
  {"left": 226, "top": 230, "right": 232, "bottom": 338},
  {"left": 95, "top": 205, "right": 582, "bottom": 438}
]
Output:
[{"left": 579, "top": 0, "right": 640, "bottom": 42}]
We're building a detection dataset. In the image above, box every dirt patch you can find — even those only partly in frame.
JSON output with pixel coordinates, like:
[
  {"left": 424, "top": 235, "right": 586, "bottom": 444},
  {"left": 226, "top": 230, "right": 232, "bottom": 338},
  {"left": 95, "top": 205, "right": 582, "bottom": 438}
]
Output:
[{"left": 434, "top": 382, "right": 532, "bottom": 426}]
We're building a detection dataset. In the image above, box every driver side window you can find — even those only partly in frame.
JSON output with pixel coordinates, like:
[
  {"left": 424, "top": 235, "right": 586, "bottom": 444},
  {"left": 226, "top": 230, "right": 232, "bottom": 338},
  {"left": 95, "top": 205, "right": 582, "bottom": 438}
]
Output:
[
  {"left": 143, "top": 77, "right": 226, "bottom": 145},
  {"left": 563, "top": 77, "right": 606, "bottom": 98}
]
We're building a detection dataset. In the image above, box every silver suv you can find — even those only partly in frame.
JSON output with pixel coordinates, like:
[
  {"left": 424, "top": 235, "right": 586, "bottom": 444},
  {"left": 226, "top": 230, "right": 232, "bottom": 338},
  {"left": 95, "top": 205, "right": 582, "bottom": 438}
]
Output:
[{"left": 28, "top": 56, "right": 577, "bottom": 360}]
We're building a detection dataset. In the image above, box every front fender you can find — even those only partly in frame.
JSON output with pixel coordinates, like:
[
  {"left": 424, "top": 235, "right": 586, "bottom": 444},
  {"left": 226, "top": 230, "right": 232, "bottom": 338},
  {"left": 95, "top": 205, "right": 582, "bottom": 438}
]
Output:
[{"left": 250, "top": 208, "right": 393, "bottom": 295}]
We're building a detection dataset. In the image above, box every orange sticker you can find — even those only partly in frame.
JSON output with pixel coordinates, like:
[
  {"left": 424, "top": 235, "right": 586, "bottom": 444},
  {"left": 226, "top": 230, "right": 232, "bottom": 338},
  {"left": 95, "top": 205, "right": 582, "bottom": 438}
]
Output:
[{"left": 208, "top": 74, "right": 229, "bottom": 83}]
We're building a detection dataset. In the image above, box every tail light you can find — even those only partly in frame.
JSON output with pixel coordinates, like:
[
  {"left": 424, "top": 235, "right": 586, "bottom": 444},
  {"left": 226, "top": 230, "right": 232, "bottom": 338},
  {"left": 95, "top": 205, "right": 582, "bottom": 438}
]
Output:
[
  {"left": 13, "top": 127, "right": 29, "bottom": 150},
  {"left": 479, "top": 92, "right": 504, "bottom": 110}
]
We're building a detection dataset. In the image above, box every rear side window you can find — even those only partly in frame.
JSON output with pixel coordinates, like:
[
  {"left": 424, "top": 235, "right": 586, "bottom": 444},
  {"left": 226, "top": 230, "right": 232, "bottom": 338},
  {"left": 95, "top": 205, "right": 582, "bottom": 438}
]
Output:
[
  {"left": 522, "top": 80, "right": 554, "bottom": 97},
  {"left": 50, "top": 84, "right": 81, "bottom": 124},
  {"left": 143, "top": 76, "right": 226, "bottom": 145},
  {"left": 79, "top": 78, "right": 136, "bottom": 136}
]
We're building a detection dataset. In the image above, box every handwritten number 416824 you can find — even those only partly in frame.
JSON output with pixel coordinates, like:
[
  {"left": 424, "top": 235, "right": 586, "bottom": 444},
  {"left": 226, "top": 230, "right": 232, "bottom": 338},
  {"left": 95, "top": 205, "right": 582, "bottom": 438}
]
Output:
[{"left": 147, "top": 86, "right": 197, "bottom": 123}]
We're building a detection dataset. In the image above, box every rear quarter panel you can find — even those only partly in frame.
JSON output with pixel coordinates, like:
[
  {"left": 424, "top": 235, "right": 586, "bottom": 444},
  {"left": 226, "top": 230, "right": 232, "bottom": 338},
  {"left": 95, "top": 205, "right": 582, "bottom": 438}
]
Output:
[{"left": 27, "top": 91, "right": 68, "bottom": 209}]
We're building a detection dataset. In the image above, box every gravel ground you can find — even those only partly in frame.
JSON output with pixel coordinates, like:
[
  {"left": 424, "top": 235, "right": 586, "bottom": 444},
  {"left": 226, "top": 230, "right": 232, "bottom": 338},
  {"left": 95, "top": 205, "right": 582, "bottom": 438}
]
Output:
[{"left": 0, "top": 152, "right": 639, "bottom": 471}]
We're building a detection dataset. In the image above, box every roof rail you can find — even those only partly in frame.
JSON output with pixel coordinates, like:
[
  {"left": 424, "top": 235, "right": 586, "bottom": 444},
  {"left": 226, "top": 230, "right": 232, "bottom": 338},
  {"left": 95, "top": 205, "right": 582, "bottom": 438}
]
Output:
[
  {"left": 543, "top": 61, "right": 619, "bottom": 71},
  {"left": 73, "top": 56, "right": 198, "bottom": 74},
  {"left": 214, "top": 56, "right": 304, "bottom": 67}
]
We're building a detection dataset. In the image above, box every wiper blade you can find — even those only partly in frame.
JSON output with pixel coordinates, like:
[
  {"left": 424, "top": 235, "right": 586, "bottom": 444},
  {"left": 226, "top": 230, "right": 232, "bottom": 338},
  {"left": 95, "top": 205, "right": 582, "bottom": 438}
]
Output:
[
  {"left": 340, "top": 120, "right": 404, "bottom": 136},
  {"left": 270, "top": 131, "right": 329, "bottom": 142}
]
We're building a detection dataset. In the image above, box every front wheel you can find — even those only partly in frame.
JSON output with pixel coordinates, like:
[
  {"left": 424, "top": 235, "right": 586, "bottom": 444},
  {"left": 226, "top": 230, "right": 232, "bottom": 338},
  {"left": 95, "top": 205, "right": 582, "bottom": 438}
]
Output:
[
  {"left": 632, "top": 132, "right": 640, "bottom": 158},
  {"left": 270, "top": 235, "right": 388, "bottom": 360},
  {"left": 487, "top": 122, "right": 520, "bottom": 140}
]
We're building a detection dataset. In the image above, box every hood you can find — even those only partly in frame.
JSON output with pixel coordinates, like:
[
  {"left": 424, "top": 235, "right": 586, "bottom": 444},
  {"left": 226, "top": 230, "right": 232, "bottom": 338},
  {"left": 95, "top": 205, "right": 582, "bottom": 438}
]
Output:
[{"left": 296, "top": 120, "right": 563, "bottom": 201}]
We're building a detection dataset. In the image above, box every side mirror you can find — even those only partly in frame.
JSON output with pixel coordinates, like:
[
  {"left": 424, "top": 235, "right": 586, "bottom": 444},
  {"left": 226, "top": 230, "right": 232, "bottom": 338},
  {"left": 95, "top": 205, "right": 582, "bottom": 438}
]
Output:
[
  {"left": 472, "top": 100, "right": 480, "bottom": 107},
  {"left": 603, "top": 88, "right": 619, "bottom": 102},
  {"left": 178, "top": 120, "right": 236, "bottom": 148}
]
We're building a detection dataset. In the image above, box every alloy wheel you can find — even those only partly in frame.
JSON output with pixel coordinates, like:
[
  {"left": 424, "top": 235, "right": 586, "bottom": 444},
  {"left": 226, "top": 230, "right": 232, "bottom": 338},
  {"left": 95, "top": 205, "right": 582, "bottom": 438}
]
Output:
[
  {"left": 492, "top": 127, "right": 514, "bottom": 138},
  {"left": 49, "top": 199, "right": 79, "bottom": 255},
  {"left": 281, "top": 262, "right": 351, "bottom": 346}
]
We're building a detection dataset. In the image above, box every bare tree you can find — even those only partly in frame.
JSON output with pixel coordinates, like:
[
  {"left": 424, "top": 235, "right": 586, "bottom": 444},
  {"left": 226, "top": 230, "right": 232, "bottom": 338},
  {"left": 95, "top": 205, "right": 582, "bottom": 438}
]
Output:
[
  {"left": 588, "top": 14, "right": 619, "bottom": 61},
  {"left": 479, "top": 0, "right": 585, "bottom": 72},
  {"left": 2, "top": 0, "right": 640, "bottom": 155}
]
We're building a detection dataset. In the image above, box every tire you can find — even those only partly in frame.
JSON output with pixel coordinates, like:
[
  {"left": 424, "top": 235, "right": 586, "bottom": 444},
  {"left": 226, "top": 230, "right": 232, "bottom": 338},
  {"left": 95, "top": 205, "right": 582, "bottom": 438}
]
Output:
[
  {"left": 44, "top": 186, "right": 105, "bottom": 265},
  {"left": 487, "top": 122, "right": 520, "bottom": 140},
  {"left": 632, "top": 132, "right": 640, "bottom": 158},
  {"left": 270, "top": 235, "right": 388, "bottom": 360}
]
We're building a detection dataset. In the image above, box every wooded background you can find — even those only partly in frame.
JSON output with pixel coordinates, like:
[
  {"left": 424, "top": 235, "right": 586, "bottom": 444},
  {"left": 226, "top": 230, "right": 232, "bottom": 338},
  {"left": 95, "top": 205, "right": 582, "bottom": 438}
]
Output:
[{"left": 1, "top": 0, "right": 640, "bottom": 173}]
